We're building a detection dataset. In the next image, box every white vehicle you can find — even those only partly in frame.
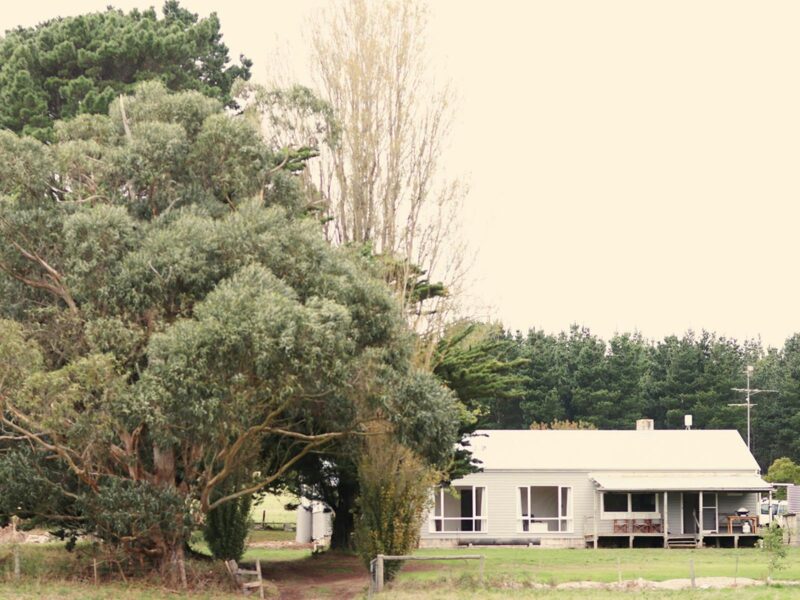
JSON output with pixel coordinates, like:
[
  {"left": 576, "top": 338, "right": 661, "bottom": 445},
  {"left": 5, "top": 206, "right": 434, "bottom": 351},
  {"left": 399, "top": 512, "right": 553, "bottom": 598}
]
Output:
[{"left": 759, "top": 499, "right": 788, "bottom": 527}]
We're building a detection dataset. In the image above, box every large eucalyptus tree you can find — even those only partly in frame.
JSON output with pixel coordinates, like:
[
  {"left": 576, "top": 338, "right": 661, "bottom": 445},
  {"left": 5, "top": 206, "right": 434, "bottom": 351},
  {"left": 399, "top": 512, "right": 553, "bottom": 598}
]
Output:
[{"left": 0, "top": 81, "right": 458, "bottom": 582}]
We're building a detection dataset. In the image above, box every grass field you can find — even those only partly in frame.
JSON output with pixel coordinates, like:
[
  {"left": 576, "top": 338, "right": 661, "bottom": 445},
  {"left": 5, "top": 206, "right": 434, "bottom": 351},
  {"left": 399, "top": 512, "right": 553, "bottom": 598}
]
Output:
[
  {"left": 396, "top": 547, "right": 800, "bottom": 585},
  {"left": 382, "top": 588, "right": 800, "bottom": 599},
  {"left": 4, "top": 543, "right": 800, "bottom": 599},
  {"left": 0, "top": 582, "right": 239, "bottom": 599},
  {"left": 250, "top": 493, "right": 297, "bottom": 525}
]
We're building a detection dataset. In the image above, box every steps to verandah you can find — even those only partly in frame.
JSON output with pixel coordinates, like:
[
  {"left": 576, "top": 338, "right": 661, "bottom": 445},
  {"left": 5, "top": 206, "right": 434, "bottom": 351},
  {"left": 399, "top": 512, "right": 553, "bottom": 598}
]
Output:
[{"left": 667, "top": 536, "right": 699, "bottom": 549}]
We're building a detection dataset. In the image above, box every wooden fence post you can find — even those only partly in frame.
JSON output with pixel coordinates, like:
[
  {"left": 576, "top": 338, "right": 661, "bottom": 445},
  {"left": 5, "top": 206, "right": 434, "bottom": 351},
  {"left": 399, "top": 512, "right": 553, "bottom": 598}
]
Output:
[
  {"left": 12, "top": 545, "right": 20, "bottom": 580},
  {"left": 375, "top": 555, "right": 384, "bottom": 592},
  {"left": 689, "top": 559, "right": 695, "bottom": 588},
  {"left": 256, "top": 560, "right": 265, "bottom": 600}
]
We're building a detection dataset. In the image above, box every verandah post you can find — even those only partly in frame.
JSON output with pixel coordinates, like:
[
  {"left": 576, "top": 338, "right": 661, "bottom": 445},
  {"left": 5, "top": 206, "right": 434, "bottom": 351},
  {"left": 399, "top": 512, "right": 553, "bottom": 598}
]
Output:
[{"left": 698, "top": 491, "right": 704, "bottom": 548}]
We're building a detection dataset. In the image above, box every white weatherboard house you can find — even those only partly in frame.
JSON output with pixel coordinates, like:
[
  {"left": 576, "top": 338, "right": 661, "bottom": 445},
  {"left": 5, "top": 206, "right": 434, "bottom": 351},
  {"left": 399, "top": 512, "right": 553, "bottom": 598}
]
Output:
[{"left": 421, "top": 421, "right": 772, "bottom": 549}]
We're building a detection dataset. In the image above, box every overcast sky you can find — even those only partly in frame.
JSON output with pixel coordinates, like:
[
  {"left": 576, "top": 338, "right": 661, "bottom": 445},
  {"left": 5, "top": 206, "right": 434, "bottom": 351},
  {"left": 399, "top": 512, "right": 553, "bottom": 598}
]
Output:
[{"left": 4, "top": 1, "right": 800, "bottom": 348}]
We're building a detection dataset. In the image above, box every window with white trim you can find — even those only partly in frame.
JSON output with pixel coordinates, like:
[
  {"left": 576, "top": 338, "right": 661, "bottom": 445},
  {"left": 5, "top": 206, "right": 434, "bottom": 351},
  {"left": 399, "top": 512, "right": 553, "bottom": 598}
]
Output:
[
  {"left": 517, "top": 486, "right": 572, "bottom": 533},
  {"left": 430, "top": 486, "right": 487, "bottom": 533}
]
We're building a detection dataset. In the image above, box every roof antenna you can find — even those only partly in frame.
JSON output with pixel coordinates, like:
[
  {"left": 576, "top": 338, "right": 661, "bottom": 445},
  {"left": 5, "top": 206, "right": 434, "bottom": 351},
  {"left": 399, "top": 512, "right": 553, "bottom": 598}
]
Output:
[
  {"left": 729, "top": 365, "right": 777, "bottom": 450},
  {"left": 684, "top": 415, "right": 692, "bottom": 430}
]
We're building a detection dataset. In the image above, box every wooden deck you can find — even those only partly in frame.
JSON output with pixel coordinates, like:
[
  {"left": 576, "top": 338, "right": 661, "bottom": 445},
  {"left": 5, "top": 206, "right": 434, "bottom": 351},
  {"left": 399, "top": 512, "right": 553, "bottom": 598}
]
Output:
[{"left": 587, "top": 531, "right": 762, "bottom": 549}]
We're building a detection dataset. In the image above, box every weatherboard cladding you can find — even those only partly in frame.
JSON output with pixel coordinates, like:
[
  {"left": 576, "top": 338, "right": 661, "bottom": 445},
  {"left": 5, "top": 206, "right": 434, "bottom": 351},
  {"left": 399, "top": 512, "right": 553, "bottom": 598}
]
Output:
[{"left": 421, "top": 429, "right": 768, "bottom": 542}]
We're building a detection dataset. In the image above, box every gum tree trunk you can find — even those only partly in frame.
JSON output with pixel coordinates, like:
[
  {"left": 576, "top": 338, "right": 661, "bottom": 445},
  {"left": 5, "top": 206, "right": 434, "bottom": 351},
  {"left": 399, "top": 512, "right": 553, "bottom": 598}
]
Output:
[{"left": 330, "top": 480, "right": 357, "bottom": 550}]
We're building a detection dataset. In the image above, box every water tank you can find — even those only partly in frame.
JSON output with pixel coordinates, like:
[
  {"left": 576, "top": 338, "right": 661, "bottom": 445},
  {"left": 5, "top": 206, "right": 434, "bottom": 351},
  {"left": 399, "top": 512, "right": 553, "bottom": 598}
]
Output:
[
  {"left": 311, "top": 506, "right": 333, "bottom": 542},
  {"left": 788, "top": 484, "right": 800, "bottom": 514},
  {"left": 295, "top": 506, "right": 312, "bottom": 543}
]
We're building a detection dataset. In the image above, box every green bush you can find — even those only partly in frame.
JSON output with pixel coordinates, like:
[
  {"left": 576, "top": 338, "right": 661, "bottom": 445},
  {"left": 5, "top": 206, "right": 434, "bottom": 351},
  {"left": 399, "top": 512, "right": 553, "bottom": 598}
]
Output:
[
  {"left": 203, "top": 494, "right": 252, "bottom": 562},
  {"left": 354, "top": 435, "right": 437, "bottom": 581}
]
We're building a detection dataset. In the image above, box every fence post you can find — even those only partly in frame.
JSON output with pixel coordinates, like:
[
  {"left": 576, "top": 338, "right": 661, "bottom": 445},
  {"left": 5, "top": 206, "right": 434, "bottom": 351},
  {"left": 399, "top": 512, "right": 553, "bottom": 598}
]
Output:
[
  {"left": 376, "top": 555, "right": 384, "bottom": 592},
  {"left": 368, "top": 559, "right": 376, "bottom": 597},
  {"left": 617, "top": 557, "right": 622, "bottom": 585},
  {"left": 689, "top": 559, "right": 695, "bottom": 588},
  {"left": 734, "top": 555, "right": 739, "bottom": 585},
  {"left": 12, "top": 544, "right": 20, "bottom": 580},
  {"left": 479, "top": 555, "right": 485, "bottom": 583}
]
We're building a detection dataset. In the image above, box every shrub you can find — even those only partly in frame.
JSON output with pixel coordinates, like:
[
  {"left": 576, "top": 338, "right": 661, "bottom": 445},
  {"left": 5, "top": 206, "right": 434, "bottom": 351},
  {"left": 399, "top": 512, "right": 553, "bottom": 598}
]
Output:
[
  {"left": 203, "top": 494, "right": 252, "bottom": 562},
  {"left": 761, "top": 523, "right": 787, "bottom": 580},
  {"left": 353, "top": 435, "right": 438, "bottom": 581}
]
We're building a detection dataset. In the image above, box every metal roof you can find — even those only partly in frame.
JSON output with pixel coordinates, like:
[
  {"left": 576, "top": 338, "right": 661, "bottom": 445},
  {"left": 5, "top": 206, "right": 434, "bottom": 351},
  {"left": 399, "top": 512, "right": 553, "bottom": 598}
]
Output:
[
  {"left": 466, "top": 429, "right": 761, "bottom": 472},
  {"left": 590, "top": 473, "right": 771, "bottom": 491}
]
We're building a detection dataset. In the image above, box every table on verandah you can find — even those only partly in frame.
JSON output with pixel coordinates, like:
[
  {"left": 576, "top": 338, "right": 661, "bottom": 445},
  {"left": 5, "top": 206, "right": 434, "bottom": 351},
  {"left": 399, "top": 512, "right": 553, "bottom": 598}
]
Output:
[{"left": 725, "top": 515, "right": 758, "bottom": 534}]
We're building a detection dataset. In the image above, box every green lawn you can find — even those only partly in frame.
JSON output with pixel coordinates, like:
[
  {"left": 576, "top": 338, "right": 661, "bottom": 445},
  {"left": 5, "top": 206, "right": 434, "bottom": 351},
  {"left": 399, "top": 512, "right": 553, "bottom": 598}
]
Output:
[
  {"left": 383, "top": 588, "right": 800, "bottom": 600},
  {"left": 0, "top": 582, "right": 240, "bottom": 600},
  {"left": 250, "top": 493, "right": 297, "bottom": 526},
  {"left": 5, "top": 542, "right": 800, "bottom": 599},
  {"left": 392, "top": 547, "right": 800, "bottom": 586},
  {"left": 247, "top": 529, "right": 296, "bottom": 544}
]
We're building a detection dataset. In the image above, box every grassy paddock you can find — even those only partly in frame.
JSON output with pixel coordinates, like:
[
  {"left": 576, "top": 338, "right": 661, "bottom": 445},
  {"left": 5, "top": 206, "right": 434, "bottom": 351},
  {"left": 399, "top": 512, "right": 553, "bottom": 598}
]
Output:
[
  {"left": 0, "top": 582, "right": 241, "bottom": 599},
  {"left": 382, "top": 587, "right": 800, "bottom": 599},
  {"left": 395, "top": 547, "right": 800, "bottom": 586},
  {"left": 250, "top": 493, "right": 297, "bottom": 526}
]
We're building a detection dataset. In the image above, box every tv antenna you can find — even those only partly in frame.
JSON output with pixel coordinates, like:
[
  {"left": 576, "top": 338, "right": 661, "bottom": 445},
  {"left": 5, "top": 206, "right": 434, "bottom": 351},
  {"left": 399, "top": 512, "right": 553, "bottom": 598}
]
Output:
[{"left": 729, "top": 365, "right": 777, "bottom": 450}]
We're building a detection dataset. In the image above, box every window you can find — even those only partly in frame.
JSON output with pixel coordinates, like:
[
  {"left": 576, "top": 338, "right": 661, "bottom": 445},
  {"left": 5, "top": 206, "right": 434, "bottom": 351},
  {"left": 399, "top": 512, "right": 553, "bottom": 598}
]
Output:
[
  {"left": 518, "top": 486, "right": 572, "bottom": 533},
  {"left": 601, "top": 492, "right": 659, "bottom": 518},
  {"left": 603, "top": 493, "right": 628, "bottom": 512},
  {"left": 701, "top": 493, "right": 717, "bottom": 532},
  {"left": 631, "top": 493, "right": 656, "bottom": 512},
  {"left": 430, "top": 486, "right": 487, "bottom": 533}
]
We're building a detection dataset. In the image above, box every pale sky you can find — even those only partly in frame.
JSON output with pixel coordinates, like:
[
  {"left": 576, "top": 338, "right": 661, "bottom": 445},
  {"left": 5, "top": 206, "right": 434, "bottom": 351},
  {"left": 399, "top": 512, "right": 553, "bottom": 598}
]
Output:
[{"left": 3, "top": 1, "right": 800, "bottom": 348}]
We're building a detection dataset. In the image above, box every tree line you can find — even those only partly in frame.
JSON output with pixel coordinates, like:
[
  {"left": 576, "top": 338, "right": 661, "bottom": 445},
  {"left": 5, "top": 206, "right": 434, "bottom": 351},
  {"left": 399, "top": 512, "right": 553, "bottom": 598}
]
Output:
[{"left": 438, "top": 322, "right": 800, "bottom": 471}]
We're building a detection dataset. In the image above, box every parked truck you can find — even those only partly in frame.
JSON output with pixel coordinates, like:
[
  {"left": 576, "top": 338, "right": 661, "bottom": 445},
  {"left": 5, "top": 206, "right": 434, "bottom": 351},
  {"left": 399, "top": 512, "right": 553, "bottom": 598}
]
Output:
[{"left": 759, "top": 498, "right": 789, "bottom": 527}]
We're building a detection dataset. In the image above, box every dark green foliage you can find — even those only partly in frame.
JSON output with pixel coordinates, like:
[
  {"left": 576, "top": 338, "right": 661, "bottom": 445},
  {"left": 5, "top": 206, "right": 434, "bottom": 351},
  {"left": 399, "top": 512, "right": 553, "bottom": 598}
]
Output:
[
  {"left": 0, "top": 82, "right": 441, "bottom": 578},
  {"left": 434, "top": 321, "right": 529, "bottom": 430},
  {"left": 203, "top": 495, "right": 252, "bottom": 561},
  {"left": 0, "top": 1, "right": 251, "bottom": 140},
  {"left": 450, "top": 322, "right": 800, "bottom": 471},
  {"left": 433, "top": 321, "right": 529, "bottom": 479},
  {"left": 0, "top": 447, "right": 82, "bottom": 528},
  {"left": 78, "top": 479, "right": 191, "bottom": 553}
]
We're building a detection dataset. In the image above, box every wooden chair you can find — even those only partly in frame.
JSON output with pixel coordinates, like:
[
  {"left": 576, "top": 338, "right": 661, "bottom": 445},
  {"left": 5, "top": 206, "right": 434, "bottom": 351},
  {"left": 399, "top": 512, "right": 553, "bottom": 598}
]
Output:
[
  {"left": 649, "top": 519, "right": 663, "bottom": 533},
  {"left": 226, "top": 559, "right": 265, "bottom": 599},
  {"left": 613, "top": 519, "right": 629, "bottom": 533}
]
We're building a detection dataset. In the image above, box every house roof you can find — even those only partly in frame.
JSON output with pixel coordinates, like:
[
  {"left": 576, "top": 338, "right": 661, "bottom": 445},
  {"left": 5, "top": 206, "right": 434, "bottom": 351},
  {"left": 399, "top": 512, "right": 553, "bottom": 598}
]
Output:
[
  {"left": 465, "top": 429, "right": 762, "bottom": 472},
  {"left": 591, "top": 473, "right": 772, "bottom": 492}
]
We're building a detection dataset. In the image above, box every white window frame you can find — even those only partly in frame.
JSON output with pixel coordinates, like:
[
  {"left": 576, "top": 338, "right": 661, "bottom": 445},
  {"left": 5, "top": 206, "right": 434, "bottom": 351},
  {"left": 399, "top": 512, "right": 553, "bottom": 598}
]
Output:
[
  {"left": 600, "top": 492, "right": 660, "bottom": 520},
  {"left": 429, "top": 485, "right": 488, "bottom": 534},
  {"left": 516, "top": 485, "right": 573, "bottom": 533}
]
